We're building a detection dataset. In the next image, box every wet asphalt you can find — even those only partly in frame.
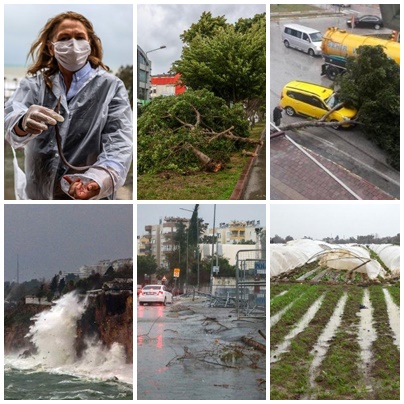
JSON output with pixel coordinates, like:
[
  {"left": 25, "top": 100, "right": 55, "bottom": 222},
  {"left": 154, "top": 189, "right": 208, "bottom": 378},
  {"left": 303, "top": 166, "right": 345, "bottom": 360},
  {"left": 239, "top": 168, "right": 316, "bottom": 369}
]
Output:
[{"left": 137, "top": 295, "right": 266, "bottom": 400}]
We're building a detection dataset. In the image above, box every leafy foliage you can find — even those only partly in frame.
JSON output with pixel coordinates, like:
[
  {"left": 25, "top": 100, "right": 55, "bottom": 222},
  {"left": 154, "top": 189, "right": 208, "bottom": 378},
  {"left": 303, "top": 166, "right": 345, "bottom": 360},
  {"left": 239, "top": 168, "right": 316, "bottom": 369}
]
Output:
[
  {"left": 173, "top": 13, "right": 266, "bottom": 106},
  {"left": 137, "top": 89, "right": 250, "bottom": 174},
  {"left": 180, "top": 11, "right": 228, "bottom": 44},
  {"left": 336, "top": 46, "right": 399, "bottom": 169},
  {"left": 137, "top": 255, "right": 158, "bottom": 283},
  {"left": 115, "top": 64, "right": 133, "bottom": 108}
]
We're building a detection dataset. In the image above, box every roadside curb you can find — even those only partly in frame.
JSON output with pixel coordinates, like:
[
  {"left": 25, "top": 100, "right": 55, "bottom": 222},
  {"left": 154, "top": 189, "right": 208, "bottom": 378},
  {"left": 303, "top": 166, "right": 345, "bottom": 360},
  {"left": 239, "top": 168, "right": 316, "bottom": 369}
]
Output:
[
  {"left": 270, "top": 11, "right": 343, "bottom": 21},
  {"left": 229, "top": 129, "right": 265, "bottom": 200}
]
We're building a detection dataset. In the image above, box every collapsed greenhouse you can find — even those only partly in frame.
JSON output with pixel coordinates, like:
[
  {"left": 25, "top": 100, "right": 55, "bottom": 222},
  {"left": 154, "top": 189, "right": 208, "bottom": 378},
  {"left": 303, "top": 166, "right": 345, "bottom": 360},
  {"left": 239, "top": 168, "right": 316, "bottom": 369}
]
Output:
[{"left": 270, "top": 239, "right": 400, "bottom": 283}]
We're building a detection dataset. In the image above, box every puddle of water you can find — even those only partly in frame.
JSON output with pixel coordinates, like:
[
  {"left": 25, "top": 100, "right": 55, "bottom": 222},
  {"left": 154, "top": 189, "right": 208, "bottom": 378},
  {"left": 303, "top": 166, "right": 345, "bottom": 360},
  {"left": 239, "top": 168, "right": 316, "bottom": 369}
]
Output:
[
  {"left": 356, "top": 289, "right": 377, "bottom": 391},
  {"left": 296, "top": 268, "right": 318, "bottom": 281},
  {"left": 271, "top": 290, "right": 288, "bottom": 300},
  {"left": 270, "top": 294, "right": 325, "bottom": 363},
  {"left": 382, "top": 288, "right": 400, "bottom": 350},
  {"left": 270, "top": 300, "right": 295, "bottom": 329},
  {"left": 138, "top": 306, "right": 265, "bottom": 399},
  {"left": 309, "top": 292, "right": 348, "bottom": 392}
]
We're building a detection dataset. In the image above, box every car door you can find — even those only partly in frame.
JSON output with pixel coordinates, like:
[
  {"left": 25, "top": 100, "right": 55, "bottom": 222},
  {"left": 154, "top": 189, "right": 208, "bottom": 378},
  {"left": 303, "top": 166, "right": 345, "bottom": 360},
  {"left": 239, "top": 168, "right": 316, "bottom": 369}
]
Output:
[
  {"left": 305, "top": 95, "right": 329, "bottom": 119},
  {"left": 360, "top": 16, "right": 373, "bottom": 28}
]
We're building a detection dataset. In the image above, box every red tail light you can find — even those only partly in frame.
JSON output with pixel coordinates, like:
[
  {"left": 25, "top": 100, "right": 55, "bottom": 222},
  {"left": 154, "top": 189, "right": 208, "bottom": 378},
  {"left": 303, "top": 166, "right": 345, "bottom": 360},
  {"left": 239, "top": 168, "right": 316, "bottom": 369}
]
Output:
[{"left": 158, "top": 291, "right": 163, "bottom": 295}]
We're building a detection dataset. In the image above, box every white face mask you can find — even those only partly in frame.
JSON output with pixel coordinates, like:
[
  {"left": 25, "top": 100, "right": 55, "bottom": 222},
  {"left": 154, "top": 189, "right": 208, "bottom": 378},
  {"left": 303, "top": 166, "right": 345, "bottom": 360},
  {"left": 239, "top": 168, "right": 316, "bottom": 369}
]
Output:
[{"left": 52, "top": 38, "right": 91, "bottom": 72}]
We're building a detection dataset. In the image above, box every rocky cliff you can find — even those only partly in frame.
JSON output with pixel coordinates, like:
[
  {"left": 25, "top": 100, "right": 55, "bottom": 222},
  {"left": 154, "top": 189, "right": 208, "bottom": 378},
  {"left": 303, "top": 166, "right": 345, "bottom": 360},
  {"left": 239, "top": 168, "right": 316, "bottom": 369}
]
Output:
[
  {"left": 5, "top": 291, "right": 133, "bottom": 363},
  {"left": 4, "top": 303, "right": 49, "bottom": 353},
  {"left": 76, "top": 291, "right": 133, "bottom": 363}
]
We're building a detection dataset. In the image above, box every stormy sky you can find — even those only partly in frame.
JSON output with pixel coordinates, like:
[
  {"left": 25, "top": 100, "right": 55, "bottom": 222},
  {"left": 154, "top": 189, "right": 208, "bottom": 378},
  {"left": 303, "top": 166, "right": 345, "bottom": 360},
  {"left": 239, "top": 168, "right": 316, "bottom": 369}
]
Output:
[
  {"left": 137, "top": 3, "right": 266, "bottom": 75},
  {"left": 270, "top": 203, "right": 400, "bottom": 241},
  {"left": 4, "top": 204, "right": 133, "bottom": 283}
]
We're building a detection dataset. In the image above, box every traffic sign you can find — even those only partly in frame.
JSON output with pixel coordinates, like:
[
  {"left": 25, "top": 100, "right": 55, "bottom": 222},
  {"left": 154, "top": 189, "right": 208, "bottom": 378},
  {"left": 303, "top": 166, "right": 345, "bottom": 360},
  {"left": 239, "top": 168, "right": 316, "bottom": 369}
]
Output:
[
  {"left": 173, "top": 268, "right": 180, "bottom": 277},
  {"left": 254, "top": 261, "right": 266, "bottom": 274}
]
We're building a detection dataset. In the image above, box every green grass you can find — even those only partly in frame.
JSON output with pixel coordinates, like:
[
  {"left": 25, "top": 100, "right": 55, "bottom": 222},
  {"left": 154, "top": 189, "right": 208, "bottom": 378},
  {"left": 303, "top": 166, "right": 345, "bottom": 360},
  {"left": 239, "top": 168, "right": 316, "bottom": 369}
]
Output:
[
  {"left": 270, "top": 283, "right": 400, "bottom": 400},
  {"left": 387, "top": 283, "right": 400, "bottom": 306},
  {"left": 271, "top": 286, "right": 344, "bottom": 399},
  {"left": 270, "top": 284, "right": 325, "bottom": 349},
  {"left": 137, "top": 122, "right": 265, "bottom": 200},
  {"left": 270, "top": 4, "right": 321, "bottom": 13},
  {"left": 270, "top": 283, "right": 312, "bottom": 317},
  {"left": 315, "top": 287, "right": 366, "bottom": 399},
  {"left": 368, "top": 286, "right": 400, "bottom": 399}
]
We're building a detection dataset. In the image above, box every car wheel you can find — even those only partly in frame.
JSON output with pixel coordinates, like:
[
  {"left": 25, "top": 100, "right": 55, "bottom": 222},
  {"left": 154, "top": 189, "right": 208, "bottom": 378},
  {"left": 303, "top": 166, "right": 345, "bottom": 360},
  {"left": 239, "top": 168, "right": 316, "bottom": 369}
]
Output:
[
  {"left": 284, "top": 40, "right": 290, "bottom": 48},
  {"left": 374, "top": 24, "right": 381, "bottom": 30},
  {"left": 163, "top": 298, "right": 167, "bottom": 306},
  {"left": 308, "top": 48, "right": 315, "bottom": 57},
  {"left": 326, "top": 66, "right": 340, "bottom": 81},
  {"left": 285, "top": 106, "right": 295, "bottom": 116},
  {"left": 330, "top": 120, "right": 340, "bottom": 130}
]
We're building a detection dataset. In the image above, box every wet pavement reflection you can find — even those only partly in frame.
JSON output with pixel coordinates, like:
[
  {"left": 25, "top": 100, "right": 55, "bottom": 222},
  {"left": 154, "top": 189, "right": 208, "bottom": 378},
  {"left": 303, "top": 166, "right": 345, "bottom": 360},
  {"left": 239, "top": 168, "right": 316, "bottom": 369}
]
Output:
[{"left": 137, "top": 300, "right": 266, "bottom": 400}]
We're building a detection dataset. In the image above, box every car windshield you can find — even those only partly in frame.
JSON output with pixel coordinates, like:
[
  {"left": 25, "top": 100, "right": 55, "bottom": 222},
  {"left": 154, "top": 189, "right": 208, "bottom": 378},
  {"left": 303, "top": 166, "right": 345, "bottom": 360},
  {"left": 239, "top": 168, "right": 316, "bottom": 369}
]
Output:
[
  {"left": 324, "top": 93, "right": 340, "bottom": 109},
  {"left": 143, "top": 285, "right": 161, "bottom": 290},
  {"left": 309, "top": 32, "right": 322, "bottom": 42}
]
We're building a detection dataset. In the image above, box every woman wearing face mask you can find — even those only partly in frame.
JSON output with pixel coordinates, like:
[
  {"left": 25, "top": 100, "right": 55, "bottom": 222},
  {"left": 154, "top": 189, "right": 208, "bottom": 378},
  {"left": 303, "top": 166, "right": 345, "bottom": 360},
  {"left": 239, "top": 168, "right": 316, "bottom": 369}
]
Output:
[{"left": 4, "top": 11, "right": 133, "bottom": 200}]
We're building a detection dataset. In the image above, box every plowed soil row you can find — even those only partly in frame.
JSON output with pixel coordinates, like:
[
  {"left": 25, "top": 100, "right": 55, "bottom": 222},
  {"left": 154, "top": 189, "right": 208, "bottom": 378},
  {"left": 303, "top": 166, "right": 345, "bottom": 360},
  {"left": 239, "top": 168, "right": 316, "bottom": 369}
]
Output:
[{"left": 270, "top": 283, "right": 400, "bottom": 400}]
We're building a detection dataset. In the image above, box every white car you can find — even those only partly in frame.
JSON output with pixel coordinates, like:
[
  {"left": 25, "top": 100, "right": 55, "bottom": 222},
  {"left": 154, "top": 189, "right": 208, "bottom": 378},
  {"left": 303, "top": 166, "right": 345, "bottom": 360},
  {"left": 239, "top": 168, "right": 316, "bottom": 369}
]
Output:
[{"left": 139, "top": 284, "right": 173, "bottom": 306}]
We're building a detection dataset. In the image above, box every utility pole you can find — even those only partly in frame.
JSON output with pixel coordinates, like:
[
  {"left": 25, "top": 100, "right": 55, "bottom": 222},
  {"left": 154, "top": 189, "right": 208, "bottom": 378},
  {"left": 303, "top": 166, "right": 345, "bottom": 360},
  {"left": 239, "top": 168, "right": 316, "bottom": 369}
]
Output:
[
  {"left": 17, "top": 254, "right": 19, "bottom": 284},
  {"left": 209, "top": 204, "right": 216, "bottom": 296}
]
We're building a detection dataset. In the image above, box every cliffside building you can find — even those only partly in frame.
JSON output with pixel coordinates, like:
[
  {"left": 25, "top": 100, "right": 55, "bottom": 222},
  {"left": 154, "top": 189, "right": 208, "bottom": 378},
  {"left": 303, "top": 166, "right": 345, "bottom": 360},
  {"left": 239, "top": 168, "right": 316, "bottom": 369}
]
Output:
[{"left": 79, "top": 258, "right": 133, "bottom": 279}]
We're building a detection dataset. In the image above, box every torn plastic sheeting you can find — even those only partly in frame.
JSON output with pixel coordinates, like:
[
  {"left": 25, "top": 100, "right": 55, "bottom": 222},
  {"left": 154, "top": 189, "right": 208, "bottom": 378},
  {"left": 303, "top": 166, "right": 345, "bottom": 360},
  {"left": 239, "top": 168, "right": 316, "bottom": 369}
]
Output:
[
  {"left": 368, "top": 244, "right": 400, "bottom": 276},
  {"left": 270, "top": 239, "right": 333, "bottom": 277},
  {"left": 270, "top": 247, "right": 309, "bottom": 277},
  {"left": 270, "top": 240, "right": 386, "bottom": 280},
  {"left": 314, "top": 248, "right": 385, "bottom": 279}
]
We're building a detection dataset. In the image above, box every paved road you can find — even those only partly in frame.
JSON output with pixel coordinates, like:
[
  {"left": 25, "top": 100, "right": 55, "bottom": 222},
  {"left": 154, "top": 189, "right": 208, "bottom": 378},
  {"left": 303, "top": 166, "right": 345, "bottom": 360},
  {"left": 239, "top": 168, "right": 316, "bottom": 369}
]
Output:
[
  {"left": 137, "top": 296, "right": 266, "bottom": 400},
  {"left": 270, "top": 11, "right": 399, "bottom": 199}
]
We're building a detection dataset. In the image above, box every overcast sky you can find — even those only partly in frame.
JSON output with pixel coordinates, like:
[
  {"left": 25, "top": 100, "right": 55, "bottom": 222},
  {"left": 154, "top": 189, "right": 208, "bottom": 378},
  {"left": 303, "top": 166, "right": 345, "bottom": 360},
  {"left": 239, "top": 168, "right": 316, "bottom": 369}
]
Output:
[
  {"left": 137, "top": 3, "right": 266, "bottom": 75},
  {"left": 270, "top": 203, "right": 400, "bottom": 240},
  {"left": 4, "top": 4, "right": 133, "bottom": 71},
  {"left": 4, "top": 205, "right": 133, "bottom": 283},
  {"left": 137, "top": 203, "right": 266, "bottom": 235}
]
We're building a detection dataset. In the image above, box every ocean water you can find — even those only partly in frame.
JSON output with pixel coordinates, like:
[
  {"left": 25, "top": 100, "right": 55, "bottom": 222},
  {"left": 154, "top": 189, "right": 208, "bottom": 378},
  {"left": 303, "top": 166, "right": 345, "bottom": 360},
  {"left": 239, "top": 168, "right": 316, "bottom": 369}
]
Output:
[
  {"left": 5, "top": 292, "right": 133, "bottom": 400},
  {"left": 5, "top": 369, "right": 133, "bottom": 400}
]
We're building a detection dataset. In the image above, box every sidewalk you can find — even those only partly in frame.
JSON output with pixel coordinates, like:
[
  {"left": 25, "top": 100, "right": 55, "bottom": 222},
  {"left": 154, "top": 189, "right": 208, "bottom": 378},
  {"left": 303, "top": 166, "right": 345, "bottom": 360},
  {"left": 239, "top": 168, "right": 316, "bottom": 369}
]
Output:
[
  {"left": 230, "top": 127, "right": 266, "bottom": 200},
  {"left": 270, "top": 133, "right": 396, "bottom": 200},
  {"left": 171, "top": 294, "right": 266, "bottom": 343}
]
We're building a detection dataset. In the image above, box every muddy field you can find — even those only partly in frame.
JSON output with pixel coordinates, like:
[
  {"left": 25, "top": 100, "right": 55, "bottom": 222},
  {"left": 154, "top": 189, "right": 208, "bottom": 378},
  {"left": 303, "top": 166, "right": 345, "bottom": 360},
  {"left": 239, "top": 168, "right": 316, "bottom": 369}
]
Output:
[{"left": 270, "top": 282, "right": 399, "bottom": 400}]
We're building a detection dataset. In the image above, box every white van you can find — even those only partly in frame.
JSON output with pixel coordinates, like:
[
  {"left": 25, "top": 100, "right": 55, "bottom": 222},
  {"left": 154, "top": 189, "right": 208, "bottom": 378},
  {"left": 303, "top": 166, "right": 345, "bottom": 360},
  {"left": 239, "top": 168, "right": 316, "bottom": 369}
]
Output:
[{"left": 282, "top": 24, "right": 322, "bottom": 56}]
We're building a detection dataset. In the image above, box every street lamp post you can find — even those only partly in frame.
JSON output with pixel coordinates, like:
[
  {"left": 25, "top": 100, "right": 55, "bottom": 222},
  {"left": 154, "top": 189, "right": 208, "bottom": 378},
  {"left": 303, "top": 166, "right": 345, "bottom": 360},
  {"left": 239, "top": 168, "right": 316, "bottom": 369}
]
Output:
[
  {"left": 209, "top": 204, "right": 216, "bottom": 296},
  {"left": 145, "top": 45, "right": 166, "bottom": 101},
  {"left": 145, "top": 45, "right": 167, "bottom": 57}
]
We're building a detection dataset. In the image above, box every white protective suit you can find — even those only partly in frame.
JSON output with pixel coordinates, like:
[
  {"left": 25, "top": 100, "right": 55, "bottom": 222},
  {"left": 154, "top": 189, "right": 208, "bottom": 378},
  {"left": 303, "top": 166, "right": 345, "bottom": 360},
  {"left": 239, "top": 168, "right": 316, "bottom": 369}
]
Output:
[{"left": 4, "top": 67, "right": 133, "bottom": 200}]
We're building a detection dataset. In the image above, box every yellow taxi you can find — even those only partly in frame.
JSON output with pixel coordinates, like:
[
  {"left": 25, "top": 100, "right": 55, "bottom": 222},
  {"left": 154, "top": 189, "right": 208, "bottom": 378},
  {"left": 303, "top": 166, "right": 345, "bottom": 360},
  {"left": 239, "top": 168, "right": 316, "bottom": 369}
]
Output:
[{"left": 279, "top": 80, "right": 357, "bottom": 129}]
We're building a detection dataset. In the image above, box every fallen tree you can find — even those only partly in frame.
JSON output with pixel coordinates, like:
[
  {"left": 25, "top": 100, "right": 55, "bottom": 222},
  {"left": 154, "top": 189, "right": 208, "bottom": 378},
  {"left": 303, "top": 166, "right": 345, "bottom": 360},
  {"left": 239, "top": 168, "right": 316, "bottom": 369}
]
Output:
[
  {"left": 138, "top": 89, "right": 262, "bottom": 174},
  {"left": 278, "top": 101, "right": 359, "bottom": 132}
]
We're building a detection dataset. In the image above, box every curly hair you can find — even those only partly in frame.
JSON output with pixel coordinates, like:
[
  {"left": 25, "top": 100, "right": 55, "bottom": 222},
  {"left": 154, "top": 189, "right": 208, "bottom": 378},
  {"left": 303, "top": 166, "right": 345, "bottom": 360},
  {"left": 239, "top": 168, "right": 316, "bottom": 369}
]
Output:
[{"left": 27, "top": 11, "right": 109, "bottom": 89}]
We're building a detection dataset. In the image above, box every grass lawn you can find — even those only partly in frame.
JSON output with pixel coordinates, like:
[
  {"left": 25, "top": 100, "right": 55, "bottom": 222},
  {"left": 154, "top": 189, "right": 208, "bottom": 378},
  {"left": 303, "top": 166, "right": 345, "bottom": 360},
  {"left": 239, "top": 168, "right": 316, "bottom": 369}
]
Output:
[
  {"left": 137, "top": 122, "right": 265, "bottom": 200},
  {"left": 270, "top": 4, "right": 321, "bottom": 13}
]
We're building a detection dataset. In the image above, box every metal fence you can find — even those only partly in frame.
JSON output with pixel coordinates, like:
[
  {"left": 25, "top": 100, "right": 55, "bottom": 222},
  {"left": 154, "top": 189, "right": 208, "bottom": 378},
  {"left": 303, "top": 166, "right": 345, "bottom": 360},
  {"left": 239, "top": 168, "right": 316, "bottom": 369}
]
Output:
[{"left": 235, "top": 249, "right": 266, "bottom": 319}]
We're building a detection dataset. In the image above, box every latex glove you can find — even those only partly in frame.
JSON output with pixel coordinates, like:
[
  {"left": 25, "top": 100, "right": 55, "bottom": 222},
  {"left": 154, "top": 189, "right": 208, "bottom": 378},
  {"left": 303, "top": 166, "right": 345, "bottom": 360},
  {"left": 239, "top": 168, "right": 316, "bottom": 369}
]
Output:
[
  {"left": 63, "top": 176, "right": 101, "bottom": 200},
  {"left": 22, "top": 105, "right": 64, "bottom": 135}
]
